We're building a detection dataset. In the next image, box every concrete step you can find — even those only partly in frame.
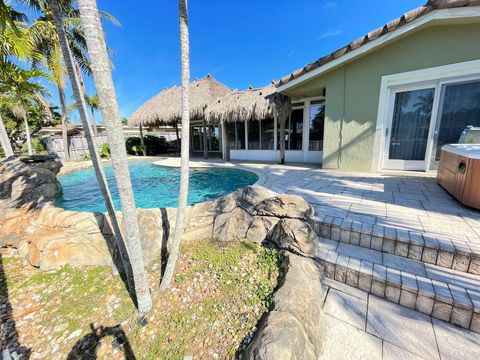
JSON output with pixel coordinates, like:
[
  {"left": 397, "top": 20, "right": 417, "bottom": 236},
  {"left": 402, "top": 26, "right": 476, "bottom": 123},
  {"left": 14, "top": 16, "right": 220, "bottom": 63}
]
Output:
[
  {"left": 316, "top": 238, "right": 480, "bottom": 333},
  {"left": 310, "top": 215, "right": 480, "bottom": 275}
]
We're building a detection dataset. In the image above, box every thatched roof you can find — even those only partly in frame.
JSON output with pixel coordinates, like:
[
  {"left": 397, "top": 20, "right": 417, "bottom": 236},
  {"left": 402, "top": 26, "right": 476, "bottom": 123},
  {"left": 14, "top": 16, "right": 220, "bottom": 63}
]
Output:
[
  {"left": 276, "top": 0, "right": 480, "bottom": 87},
  {"left": 129, "top": 75, "right": 231, "bottom": 126},
  {"left": 205, "top": 85, "right": 291, "bottom": 124}
]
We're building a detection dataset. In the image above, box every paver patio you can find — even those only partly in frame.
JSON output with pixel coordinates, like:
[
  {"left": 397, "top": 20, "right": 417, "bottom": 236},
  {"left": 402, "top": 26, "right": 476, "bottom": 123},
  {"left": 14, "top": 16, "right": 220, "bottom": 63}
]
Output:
[{"left": 154, "top": 158, "right": 480, "bottom": 352}]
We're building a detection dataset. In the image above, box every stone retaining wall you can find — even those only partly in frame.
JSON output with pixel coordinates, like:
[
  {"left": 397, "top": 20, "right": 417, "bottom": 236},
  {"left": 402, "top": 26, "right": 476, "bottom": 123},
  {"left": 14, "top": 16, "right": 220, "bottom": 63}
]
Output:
[{"left": 0, "top": 156, "right": 325, "bottom": 359}]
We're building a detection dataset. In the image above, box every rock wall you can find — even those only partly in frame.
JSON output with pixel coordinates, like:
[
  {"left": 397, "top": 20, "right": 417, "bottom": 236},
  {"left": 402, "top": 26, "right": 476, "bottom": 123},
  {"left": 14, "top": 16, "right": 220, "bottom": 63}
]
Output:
[
  {"left": 243, "top": 253, "right": 325, "bottom": 359},
  {"left": 0, "top": 156, "right": 325, "bottom": 359}
]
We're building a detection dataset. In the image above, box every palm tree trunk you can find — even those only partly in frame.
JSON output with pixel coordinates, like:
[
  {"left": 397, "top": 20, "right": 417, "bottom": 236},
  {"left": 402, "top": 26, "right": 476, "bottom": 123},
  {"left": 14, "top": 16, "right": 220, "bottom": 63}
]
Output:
[
  {"left": 23, "top": 117, "right": 33, "bottom": 155},
  {"left": 279, "top": 115, "right": 285, "bottom": 164},
  {"left": 75, "top": 60, "right": 98, "bottom": 137},
  {"left": 47, "top": 0, "right": 135, "bottom": 299},
  {"left": 58, "top": 84, "right": 70, "bottom": 161},
  {"left": 76, "top": 0, "right": 152, "bottom": 316},
  {"left": 90, "top": 107, "right": 98, "bottom": 137},
  {"left": 160, "top": 0, "right": 191, "bottom": 291},
  {"left": 139, "top": 125, "right": 146, "bottom": 156},
  {"left": 0, "top": 113, "right": 14, "bottom": 157}
]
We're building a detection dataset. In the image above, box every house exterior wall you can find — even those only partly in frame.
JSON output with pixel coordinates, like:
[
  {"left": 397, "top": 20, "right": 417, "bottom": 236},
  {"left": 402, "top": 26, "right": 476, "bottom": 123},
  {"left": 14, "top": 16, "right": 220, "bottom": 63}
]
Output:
[{"left": 282, "top": 23, "right": 480, "bottom": 171}]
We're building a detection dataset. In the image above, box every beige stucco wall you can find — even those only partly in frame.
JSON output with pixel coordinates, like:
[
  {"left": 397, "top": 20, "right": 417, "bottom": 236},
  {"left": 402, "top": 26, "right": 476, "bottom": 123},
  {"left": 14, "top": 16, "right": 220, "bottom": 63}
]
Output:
[{"left": 283, "top": 22, "right": 480, "bottom": 171}]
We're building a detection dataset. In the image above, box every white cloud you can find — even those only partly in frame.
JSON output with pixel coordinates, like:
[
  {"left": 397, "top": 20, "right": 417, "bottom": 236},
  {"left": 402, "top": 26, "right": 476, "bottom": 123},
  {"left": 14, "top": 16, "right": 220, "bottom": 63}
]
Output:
[
  {"left": 317, "top": 29, "right": 343, "bottom": 39},
  {"left": 287, "top": 50, "right": 295, "bottom": 57},
  {"left": 322, "top": 1, "right": 337, "bottom": 9}
]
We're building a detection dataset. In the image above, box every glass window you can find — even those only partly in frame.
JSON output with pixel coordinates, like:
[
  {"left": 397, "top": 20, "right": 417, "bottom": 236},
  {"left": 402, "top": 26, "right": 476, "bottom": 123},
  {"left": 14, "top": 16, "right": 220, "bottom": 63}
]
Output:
[
  {"left": 389, "top": 88, "right": 434, "bottom": 161},
  {"left": 191, "top": 126, "right": 203, "bottom": 152},
  {"left": 309, "top": 103, "right": 324, "bottom": 151},
  {"left": 227, "top": 121, "right": 246, "bottom": 150},
  {"left": 248, "top": 120, "right": 260, "bottom": 150},
  {"left": 289, "top": 109, "right": 304, "bottom": 150},
  {"left": 209, "top": 125, "right": 220, "bottom": 151},
  {"left": 430, "top": 80, "right": 480, "bottom": 169},
  {"left": 260, "top": 118, "right": 275, "bottom": 150}
]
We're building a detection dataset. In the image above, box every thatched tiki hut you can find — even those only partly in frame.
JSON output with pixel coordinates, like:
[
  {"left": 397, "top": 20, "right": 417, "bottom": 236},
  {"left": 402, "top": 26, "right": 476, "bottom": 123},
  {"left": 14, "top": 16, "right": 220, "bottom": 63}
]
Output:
[
  {"left": 129, "top": 75, "right": 231, "bottom": 158},
  {"left": 205, "top": 85, "right": 291, "bottom": 163}
]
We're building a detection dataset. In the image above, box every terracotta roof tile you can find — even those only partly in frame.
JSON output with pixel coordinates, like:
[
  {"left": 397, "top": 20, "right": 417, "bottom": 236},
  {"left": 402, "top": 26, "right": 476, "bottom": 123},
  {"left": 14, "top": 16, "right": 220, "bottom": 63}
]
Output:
[{"left": 276, "top": 0, "right": 479, "bottom": 87}]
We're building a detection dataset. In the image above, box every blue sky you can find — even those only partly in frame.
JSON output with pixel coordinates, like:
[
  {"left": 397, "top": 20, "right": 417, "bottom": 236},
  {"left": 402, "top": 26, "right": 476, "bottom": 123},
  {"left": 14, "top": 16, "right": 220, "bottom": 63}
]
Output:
[{"left": 71, "top": 0, "right": 425, "bottom": 120}]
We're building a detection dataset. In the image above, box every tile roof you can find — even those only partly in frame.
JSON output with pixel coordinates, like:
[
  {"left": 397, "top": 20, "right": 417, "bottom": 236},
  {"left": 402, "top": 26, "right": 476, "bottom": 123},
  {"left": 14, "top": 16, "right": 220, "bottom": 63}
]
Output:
[{"left": 275, "top": 0, "right": 480, "bottom": 87}]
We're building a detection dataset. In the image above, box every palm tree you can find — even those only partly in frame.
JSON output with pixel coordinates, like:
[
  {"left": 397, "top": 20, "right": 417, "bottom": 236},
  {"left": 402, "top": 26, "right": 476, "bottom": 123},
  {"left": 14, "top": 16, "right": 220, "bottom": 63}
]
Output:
[
  {"left": 84, "top": 93, "right": 99, "bottom": 136},
  {"left": 76, "top": 0, "right": 152, "bottom": 316},
  {"left": 160, "top": 0, "right": 191, "bottom": 291},
  {"left": 0, "top": 112, "right": 13, "bottom": 156},
  {"left": 25, "top": 0, "right": 117, "bottom": 160},
  {"left": 0, "top": 66, "right": 52, "bottom": 155},
  {"left": 47, "top": 0, "right": 136, "bottom": 301}
]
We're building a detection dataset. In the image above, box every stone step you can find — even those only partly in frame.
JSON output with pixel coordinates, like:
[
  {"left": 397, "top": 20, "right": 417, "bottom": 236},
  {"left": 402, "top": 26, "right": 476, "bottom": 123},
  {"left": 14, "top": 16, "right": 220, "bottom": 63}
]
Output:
[
  {"left": 309, "top": 215, "right": 480, "bottom": 275},
  {"left": 316, "top": 238, "right": 480, "bottom": 334}
]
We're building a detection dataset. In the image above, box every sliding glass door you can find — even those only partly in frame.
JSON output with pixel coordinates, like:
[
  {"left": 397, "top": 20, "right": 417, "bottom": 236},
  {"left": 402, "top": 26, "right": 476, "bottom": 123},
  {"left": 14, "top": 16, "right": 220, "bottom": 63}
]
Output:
[
  {"left": 429, "top": 80, "right": 480, "bottom": 170},
  {"left": 383, "top": 85, "right": 436, "bottom": 170},
  {"left": 383, "top": 77, "right": 480, "bottom": 171}
]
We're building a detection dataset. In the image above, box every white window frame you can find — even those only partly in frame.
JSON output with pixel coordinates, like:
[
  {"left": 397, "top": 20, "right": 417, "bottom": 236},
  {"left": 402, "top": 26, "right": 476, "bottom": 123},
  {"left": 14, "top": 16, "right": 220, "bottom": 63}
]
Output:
[{"left": 372, "top": 59, "right": 480, "bottom": 172}]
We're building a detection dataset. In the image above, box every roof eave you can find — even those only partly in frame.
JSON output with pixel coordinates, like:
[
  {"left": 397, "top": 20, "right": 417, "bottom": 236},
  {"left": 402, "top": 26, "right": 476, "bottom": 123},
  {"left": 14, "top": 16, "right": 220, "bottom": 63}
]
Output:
[{"left": 277, "top": 7, "right": 480, "bottom": 93}]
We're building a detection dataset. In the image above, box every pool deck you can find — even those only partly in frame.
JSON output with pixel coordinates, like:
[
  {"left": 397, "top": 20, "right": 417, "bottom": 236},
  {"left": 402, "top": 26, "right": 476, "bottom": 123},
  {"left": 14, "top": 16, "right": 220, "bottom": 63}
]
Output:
[
  {"left": 154, "top": 157, "right": 480, "bottom": 246},
  {"left": 153, "top": 157, "right": 480, "bottom": 358}
]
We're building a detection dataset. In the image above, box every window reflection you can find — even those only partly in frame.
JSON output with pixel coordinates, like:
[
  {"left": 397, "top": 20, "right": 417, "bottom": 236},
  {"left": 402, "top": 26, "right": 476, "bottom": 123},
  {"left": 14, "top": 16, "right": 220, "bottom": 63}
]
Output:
[
  {"left": 260, "top": 118, "right": 275, "bottom": 150},
  {"left": 431, "top": 80, "right": 480, "bottom": 169},
  {"left": 248, "top": 120, "right": 260, "bottom": 150},
  {"left": 227, "top": 121, "right": 245, "bottom": 150},
  {"left": 309, "top": 101, "right": 324, "bottom": 151}
]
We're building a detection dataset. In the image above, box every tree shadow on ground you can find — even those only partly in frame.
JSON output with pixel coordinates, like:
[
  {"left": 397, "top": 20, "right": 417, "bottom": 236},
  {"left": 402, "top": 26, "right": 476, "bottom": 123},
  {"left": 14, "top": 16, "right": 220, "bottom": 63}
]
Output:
[
  {"left": 0, "top": 254, "right": 31, "bottom": 359},
  {"left": 158, "top": 208, "right": 170, "bottom": 280},
  {"left": 96, "top": 216, "right": 139, "bottom": 309},
  {"left": 67, "top": 323, "right": 136, "bottom": 360},
  {"left": 235, "top": 244, "right": 285, "bottom": 358}
]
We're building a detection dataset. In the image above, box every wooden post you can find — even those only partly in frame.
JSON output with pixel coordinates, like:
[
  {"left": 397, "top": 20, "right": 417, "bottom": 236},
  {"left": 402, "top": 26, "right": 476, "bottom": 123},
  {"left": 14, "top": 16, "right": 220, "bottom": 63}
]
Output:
[
  {"left": 139, "top": 125, "right": 146, "bottom": 156},
  {"left": 202, "top": 118, "right": 208, "bottom": 159},
  {"left": 279, "top": 114, "right": 286, "bottom": 164}
]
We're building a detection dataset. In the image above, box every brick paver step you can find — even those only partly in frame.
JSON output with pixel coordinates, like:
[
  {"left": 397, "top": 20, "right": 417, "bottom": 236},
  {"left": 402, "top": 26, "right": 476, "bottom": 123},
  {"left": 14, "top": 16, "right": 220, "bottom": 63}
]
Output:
[
  {"left": 316, "top": 238, "right": 480, "bottom": 333},
  {"left": 310, "top": 215, "right": 480, "bottom": 275}
]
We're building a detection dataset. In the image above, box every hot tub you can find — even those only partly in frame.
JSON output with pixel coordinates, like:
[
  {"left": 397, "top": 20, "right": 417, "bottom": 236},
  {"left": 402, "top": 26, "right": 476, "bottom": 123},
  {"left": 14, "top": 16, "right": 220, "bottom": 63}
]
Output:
[{"left": 437, "top": 144, "right": 480, "bottom": 209}]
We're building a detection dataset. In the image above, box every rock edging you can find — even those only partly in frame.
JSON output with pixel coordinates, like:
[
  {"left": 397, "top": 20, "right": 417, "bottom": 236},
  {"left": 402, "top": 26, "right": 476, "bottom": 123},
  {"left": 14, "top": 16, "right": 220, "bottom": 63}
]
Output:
[{"left": 0, "top": 156, "right": 325, "bottom": 359}]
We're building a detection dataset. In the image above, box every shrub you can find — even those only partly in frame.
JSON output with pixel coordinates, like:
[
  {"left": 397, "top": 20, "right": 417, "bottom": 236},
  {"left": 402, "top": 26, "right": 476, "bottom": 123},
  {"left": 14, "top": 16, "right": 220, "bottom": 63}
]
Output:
[
  {"left": 21, "top": 138, "right": 48, "bottom": 155},
  {"left": 125, "top": 135, "right": 169, "bottom": 155},
  {"left": 99, "top": 143, "right": 110, "bottom": 158}
]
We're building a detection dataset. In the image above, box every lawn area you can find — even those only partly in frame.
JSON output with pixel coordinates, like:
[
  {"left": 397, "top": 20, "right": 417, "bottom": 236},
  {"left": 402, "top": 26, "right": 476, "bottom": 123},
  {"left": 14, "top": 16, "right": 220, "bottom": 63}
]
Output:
[{"left": 0, "top": 240, "right": 280, "bottom": 359}]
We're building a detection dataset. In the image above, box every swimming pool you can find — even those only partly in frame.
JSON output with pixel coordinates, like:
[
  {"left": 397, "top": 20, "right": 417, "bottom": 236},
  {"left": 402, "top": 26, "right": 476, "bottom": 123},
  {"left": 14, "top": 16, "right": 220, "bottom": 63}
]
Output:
[{"left": 56, "top": 160, "right": 258, "bottom": 212}]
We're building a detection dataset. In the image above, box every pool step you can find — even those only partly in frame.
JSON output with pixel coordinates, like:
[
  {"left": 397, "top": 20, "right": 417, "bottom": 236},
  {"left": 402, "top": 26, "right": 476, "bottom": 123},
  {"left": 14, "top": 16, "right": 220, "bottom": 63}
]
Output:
[
  {"left": 309, "top": 215, "right": 480, "bottom": 275},
  {"left": 315, "top": 238, "right": 480, "bottom": 333}
]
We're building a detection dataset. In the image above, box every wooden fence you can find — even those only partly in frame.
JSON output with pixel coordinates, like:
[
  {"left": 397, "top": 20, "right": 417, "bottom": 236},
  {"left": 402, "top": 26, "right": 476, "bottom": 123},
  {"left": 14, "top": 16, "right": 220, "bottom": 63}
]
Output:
[
  {"left": 42, "top": 131, "right": 179, "bottom": 160},
  {"left": 43, "top": 134, "right": 109, "bottom": 161}
]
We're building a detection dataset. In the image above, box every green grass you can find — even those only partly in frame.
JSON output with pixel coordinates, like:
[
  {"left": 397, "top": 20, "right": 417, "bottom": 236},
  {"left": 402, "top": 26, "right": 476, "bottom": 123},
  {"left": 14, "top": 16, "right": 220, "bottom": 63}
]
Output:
[{"left": 2, "top": 240, "right": 280, "bottom": 359}]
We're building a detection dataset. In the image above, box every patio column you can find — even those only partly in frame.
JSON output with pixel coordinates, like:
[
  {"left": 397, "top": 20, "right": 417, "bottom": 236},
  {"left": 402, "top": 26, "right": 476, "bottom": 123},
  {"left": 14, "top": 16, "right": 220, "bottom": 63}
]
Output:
[
  {"left": 224, "top": 120, "right": 230, "bottom": 161},
  {"left": 174, "top": 120, "right": 180, "bottom": 150},
  {"left": 202, "top": 118, "right": 208, "bottom": 159},
  {"left": 139, "top": 125, "right": 146, "bottom": 156},
  {"left": 278, "top": 114, "right": 286, "bottom": 164}
]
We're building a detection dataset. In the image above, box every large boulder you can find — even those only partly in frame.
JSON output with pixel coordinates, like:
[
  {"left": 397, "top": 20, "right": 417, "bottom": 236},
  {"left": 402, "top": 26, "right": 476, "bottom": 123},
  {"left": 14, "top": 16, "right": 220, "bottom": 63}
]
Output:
[
  {"left": 243, "top": 253, "right": 325, "bottom": 360},
  {"left": 268, "top": 218, "right": 318, "bottom": 258},
  {"left": 0, "top": 155, "right": 62, "bottom": 210},
  {"left": 254, "top": 194, "right": 315, "bottom": 220}
]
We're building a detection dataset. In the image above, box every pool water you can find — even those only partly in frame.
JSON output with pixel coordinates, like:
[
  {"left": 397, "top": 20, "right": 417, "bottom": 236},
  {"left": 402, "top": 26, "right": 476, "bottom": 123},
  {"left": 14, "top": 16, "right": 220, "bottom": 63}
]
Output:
[{"left": 56, "top": 160, "right": 258, "bottom": 212}]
